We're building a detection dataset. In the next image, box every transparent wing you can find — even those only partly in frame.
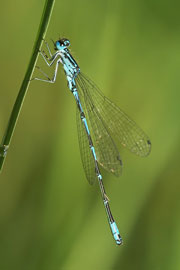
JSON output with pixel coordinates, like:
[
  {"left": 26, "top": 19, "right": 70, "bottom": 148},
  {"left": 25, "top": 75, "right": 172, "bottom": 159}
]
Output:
[
  {"left": 78, "top": 73, "right": 151, "bottom": 157},
  {"left": 77, "top": 77, "right": 122, "bottom": 177},
  {"left": 76, "top": 100, "right": 96, "bottom": 185}
]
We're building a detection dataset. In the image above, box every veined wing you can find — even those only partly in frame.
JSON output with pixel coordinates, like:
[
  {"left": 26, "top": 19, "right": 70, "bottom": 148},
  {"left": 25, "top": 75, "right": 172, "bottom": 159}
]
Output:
[
  {"left": 76, "top": 103, "right": 96, "bottom": 185},
  {"left": 78, "top": 73, "right": 151, "bottom": 157},
  {"left": 77, "top": 76, "right": 122, "bottom": 177}
]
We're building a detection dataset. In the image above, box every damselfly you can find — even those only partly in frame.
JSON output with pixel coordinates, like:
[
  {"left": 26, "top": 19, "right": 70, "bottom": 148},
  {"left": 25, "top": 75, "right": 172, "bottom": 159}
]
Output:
[{"left": 32, "top": 38, "right": 151, "bottom": 245}]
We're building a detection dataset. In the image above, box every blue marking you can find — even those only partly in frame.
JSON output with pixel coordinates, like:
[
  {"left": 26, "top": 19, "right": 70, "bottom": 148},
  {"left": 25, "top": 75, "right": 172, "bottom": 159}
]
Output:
[
  {"left": 55, "top": 41, "right": 61, "bottom": 50},
  {"left": 79, "top": 103, "right": 83, "bottom": 112},
  {"left": 83, "top": 118, "right": 90, "bottom": 135},
  {"left": 73, "top": 90, "right": 78, "bottom": 99},
  {"left": 91, "top": 146, "right": 97, "bottom": 160},
  {"left": 63, "top": 63, "right": 71, "bottom": 76},
  {"left": 110, "top": 222, "right": 122, "bottom": 245},
  {"left": 64, "top": 57, "right": 74, "bottom": 74},
  {"left": 73, "top": 91, "right": 83, "bottom": 112},
  {"left": 72, "top": 78, "right": 75, "bottom": 85},
  {"left": 98, "top": 174, "right": 102, "bottom": 180}
]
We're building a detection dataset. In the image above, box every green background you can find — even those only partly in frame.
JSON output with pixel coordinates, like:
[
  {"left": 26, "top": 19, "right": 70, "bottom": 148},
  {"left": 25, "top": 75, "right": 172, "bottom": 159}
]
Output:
[{"left": 0, "top": 0, "right": 180, "bottom": 269}]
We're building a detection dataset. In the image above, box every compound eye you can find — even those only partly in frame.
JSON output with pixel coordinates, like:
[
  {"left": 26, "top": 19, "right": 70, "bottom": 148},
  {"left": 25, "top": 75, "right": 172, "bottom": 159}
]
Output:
[{"left": 64, "top": 40, "right": 70, "bottom": 47}]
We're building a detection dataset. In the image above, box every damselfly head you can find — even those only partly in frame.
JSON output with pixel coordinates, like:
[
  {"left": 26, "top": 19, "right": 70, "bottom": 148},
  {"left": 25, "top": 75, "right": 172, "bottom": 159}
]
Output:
[{"left": 55, "top": 38, "right": 70, "bottom": 50}]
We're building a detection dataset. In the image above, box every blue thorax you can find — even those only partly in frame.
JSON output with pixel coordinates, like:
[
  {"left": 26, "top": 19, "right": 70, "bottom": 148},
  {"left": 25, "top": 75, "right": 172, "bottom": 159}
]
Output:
[{"left": 55, "top": 38, "right": 80, "bottom": 79}]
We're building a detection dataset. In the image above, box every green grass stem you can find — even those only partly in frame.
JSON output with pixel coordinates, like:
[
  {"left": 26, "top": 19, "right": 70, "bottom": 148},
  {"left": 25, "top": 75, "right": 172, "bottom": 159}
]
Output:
[{"left": 0, "top": 0, "right": 55, "bottom": 172}]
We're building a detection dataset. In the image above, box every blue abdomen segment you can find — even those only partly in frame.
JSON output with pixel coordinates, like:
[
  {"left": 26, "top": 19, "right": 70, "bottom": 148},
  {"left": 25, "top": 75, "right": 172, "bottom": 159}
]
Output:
[
  {"left": 82, "top": 117, "right": 90, "bottom": 135},
  {"left": 110, "top": 222, "right": 123, "bottom": 245},
  {"left": 90, "top": 146, "right": 97, "bottom": 160}
]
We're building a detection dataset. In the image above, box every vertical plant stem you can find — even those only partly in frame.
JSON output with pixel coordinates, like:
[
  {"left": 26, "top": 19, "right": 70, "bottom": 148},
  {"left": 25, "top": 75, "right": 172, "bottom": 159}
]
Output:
[{"left": 0, "top": 0, "right": 55, "bottom": 172}]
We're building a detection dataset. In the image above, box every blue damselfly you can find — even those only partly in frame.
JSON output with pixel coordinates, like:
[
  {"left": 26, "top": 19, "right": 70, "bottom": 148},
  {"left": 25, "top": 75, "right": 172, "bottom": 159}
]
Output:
[{"left": 32, "top": 38, "right": 151, "bottom": 245}]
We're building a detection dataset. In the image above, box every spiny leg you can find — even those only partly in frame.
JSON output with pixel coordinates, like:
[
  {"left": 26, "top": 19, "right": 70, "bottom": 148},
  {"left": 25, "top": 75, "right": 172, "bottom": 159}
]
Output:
[
  {"left": 39, "top": 50, "right": 60, "bottom": 67},
  {"left": 32, "top": 58, "right": 61, "bottom": 83},
  {"left": 35, "top": 66, "right": 51, "bottom": 80},
  {"left": 42, "top": 39, "right": 53, "bottom": 58}
]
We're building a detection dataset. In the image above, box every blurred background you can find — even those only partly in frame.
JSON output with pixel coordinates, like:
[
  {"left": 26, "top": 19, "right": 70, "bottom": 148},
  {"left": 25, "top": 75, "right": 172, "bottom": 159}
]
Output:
[{"left": 0, "top": 0, "right": 180, "bottom": 269}]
